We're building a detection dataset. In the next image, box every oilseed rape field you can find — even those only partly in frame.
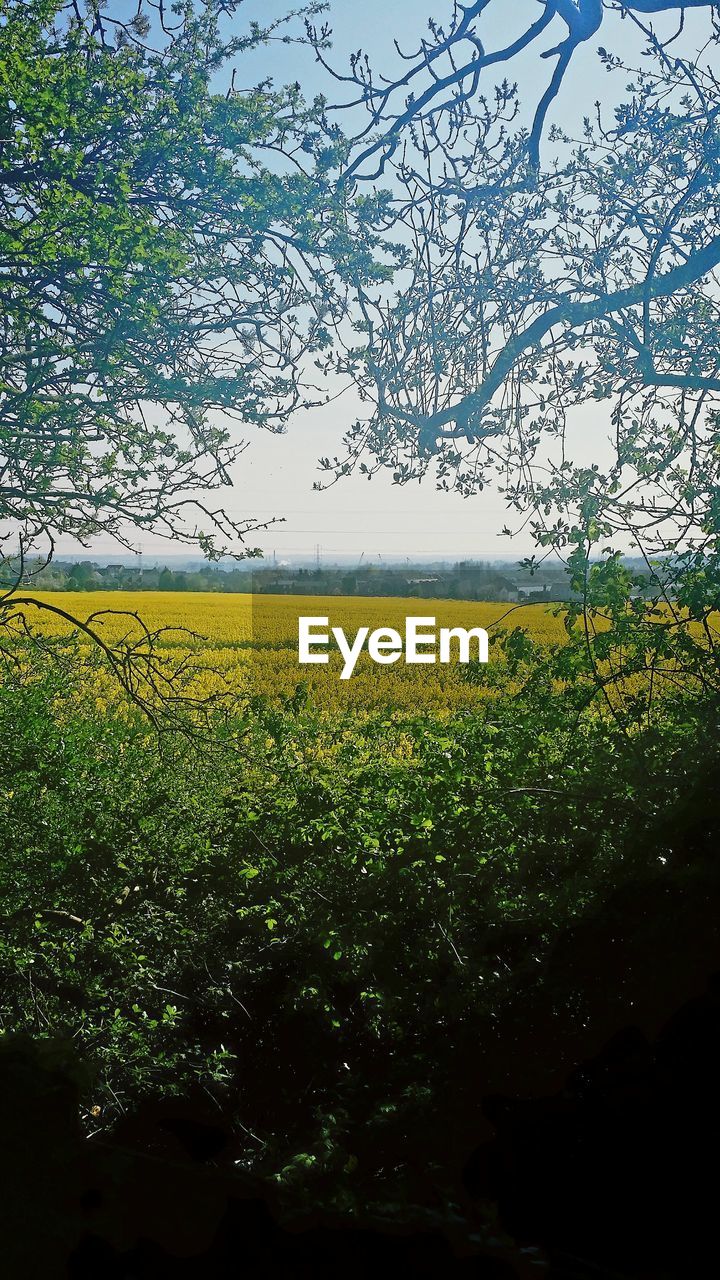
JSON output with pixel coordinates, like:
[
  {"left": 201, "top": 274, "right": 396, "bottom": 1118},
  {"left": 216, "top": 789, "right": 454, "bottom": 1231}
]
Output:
[{"left": 17, "top": 591, "right": 568, "bottom": 715}]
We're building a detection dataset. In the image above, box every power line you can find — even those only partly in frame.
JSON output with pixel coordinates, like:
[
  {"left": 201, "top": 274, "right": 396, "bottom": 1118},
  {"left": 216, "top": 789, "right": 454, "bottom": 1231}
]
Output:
[
  {"left": 248, "top": 547, "right": 523, "bottom": 556},
  {"left": 254, "top": 528, "right": 510, "bottom": 536},
  {"left": 231, "top": 507, "right": 510, "bottom": 514}
]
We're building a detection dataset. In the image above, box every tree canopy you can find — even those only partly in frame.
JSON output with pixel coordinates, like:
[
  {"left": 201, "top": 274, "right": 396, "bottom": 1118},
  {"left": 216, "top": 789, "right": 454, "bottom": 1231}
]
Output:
[
  {"left": 0, "top": 0, "right": 384, "bottom": 575},
  {"left": 3, "top": 0, "right": 720, "bottom": 578},
  {"left": 309, "top": 1, "right": 720, "bottom": 583}
]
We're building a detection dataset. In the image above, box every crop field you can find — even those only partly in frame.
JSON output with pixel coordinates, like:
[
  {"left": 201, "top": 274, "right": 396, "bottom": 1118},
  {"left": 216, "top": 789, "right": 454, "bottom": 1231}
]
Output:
[{"left": 16, "top": 591, "right": 568, "bottom": 715}]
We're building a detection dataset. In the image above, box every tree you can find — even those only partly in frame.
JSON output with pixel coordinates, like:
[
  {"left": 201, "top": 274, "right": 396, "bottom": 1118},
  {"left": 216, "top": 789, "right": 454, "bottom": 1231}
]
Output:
[
  {"left": 67, "top": 560, "right": 95, "bottom": 590},
  {"left": 0, "top": 0, "right": 386, "bottom": 720},
  {"left": 310, "top": 1, "right": 720, "bottom": 181},
  {"left": 0, "top": 0, "right": 382, "bottom": 564},
  {"left": 310, "top": 5, "right": 720, "bottom": 587}
]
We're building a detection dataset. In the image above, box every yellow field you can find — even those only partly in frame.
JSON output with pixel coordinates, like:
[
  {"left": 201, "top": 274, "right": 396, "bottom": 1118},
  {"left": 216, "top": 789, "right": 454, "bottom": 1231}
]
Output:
[{"left": 12, "top": 590, "right": 567, "bottom": 715}]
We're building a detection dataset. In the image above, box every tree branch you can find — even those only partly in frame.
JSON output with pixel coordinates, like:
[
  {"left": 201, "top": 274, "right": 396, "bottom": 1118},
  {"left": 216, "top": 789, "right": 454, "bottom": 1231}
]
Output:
[{"left": 413, "top": 232, "right": 720, "bottom": 450}]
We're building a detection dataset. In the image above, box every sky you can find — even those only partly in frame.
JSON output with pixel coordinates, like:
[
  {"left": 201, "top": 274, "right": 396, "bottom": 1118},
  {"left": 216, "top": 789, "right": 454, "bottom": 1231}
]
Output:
[{"left": 53, "top": 0, "right": 716, "bottom": 564}]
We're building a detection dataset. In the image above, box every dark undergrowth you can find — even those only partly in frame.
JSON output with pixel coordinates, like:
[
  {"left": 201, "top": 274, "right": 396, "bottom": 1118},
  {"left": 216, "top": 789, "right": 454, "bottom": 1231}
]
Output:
[{"left": 0, "top": 660, "right": 719, "bottom": 1274}]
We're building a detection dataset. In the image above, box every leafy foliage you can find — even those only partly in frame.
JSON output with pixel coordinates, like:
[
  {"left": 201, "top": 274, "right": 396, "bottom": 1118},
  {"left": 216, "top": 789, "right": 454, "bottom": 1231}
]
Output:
[
  {"left": 0, "top": 648, "right": 716, "bottom": 1207},
  {"left": 0, "top": 0, "right": 381, "bottom": 564}
]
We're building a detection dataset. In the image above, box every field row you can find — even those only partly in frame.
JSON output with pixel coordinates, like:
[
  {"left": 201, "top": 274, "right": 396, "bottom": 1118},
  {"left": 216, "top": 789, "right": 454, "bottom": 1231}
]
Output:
[{"left": 12, "top": 591, "right": 567, "bottom": 714}]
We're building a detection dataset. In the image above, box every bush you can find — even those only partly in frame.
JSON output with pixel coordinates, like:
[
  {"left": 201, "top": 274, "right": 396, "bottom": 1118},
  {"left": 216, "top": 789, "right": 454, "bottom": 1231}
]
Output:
[{"left": 0, "top": 658, "right": 719, "bottom": 1210}]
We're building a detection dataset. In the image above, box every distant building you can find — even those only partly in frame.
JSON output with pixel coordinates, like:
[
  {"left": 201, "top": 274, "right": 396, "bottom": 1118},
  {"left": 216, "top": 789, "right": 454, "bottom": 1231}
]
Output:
[{"left": 510, "top": 578, "right": 576, "bottom": 602}]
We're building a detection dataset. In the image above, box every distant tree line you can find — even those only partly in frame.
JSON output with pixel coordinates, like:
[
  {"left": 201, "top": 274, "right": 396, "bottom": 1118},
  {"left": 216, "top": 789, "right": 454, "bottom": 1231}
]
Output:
[
  {"left": 18, "top": 559, "right": 253, "bottom": 594},
  {"left": 19, "top": 557, "right": 589, "bottom": 603},
  {"left": 250, "top": 561, "right": 532, "bottom": 601}
]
